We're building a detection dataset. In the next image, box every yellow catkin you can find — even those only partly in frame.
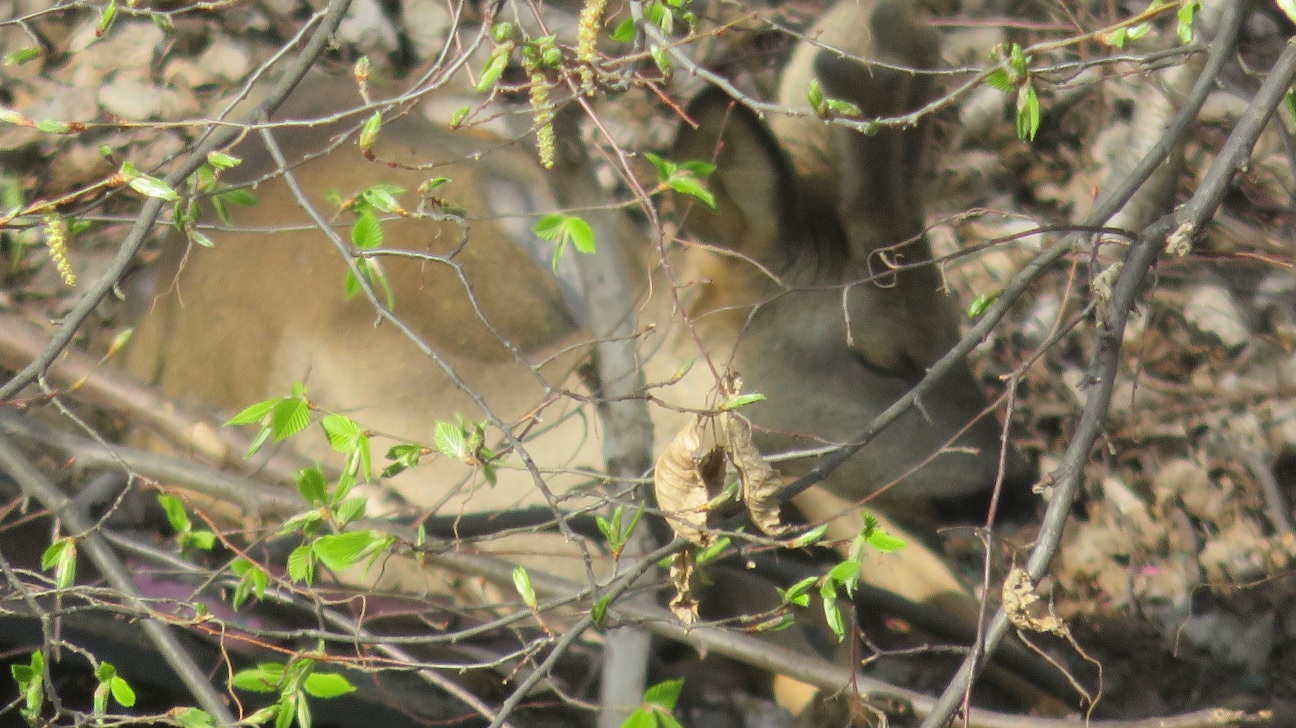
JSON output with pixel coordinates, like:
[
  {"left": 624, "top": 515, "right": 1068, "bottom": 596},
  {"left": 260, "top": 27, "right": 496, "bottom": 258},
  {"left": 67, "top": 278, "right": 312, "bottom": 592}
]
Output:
[
  {"left": 529, "top": 71, "right": 555, "bottom": 169},
  {"left": 576, "top": 0, "right": 607, "bottom": 95},
  {"left": 42, "top": 212, "right": 75, "bottom": 286}
]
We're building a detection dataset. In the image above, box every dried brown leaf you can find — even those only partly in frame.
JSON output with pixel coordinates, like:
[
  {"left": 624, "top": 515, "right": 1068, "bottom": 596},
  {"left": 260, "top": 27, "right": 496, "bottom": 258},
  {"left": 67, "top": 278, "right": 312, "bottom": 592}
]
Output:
[
  {"left": 654, "top": 414, "right": 726, "bottom": 545},
  {"left": 669, "top": 549, "right": 699, "bottom": 624},
  {"left": 727, "top": 414, "right": 785, "bottom": 538},
  {"left": 1003, "top": 567, "right": 1069, "bottom": 637}
]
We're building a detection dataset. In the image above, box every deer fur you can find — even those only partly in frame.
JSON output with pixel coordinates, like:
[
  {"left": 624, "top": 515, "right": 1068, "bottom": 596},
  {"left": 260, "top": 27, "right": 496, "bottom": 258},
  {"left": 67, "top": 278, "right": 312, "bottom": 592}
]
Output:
[{"left": 124, "top": 0, "right": 1031, "bottom": 594}]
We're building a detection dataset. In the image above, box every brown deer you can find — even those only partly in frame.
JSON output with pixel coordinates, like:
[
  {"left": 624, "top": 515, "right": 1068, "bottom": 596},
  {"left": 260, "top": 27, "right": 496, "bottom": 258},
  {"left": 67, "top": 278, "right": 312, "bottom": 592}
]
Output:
[{"left": 124, "top": 0, "right": 1031, "bottom": 593}]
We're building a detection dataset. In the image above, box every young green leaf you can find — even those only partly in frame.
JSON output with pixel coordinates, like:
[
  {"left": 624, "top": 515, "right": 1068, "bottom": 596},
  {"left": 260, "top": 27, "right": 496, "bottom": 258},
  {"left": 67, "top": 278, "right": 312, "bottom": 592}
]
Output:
[
  {"left": 174, "top": 708, "right": 216, "bottom": 728},
  {"left": 720, "top": 392, "right": 765, "bottom": 410},
  {"left": 591, "top": 594, "right": 611, "bottom": 628},
  {"left": 158, "top": 493, "right": 192, "bottom": 533},
  {"left": 351, "top": 211, "right": 383, "bottom": 250},
  {"left": 296, "top": 467, "right": 328, "bottom": 506},
  {"left": 434, "top": 420, "right": 468, "bottom": 459},
  {"left": 41, "top": 537, "right": 77, "bottom": 589},
  {"left": 287, "top": 545, "right": 315, "bottom": 584},
  {"left": 302, "top": 672, "right": 357, "bottom": 699},
  {"left": 321, "top": 414, "right": 365, "bottom": 454},
  {"left": 966, "top": 289, "right": 1001, "bottom": 319},
  {"left": 477, "top": 49, "right": 510, "bottom": 92},
  {"left": 358, "top": 112, "right": 382, "bottom": 152},
  {"left": 778, "top": 576, "right": 817, "bottom": 608},
  {"left": 642, "top": 678, "right": 684, "bottom": 711},
  {"left": 206, "top": 150, "right": 241, "bottom": 170},
  {"left": 231, "top": 663, "right": 284, "bottom": 693},
  {"left": 611, "top": 17, "right": 636, "bottom": 42},
  {"left": 271, "top": 397, "right": 311, "bottom": 442},
  {"left": 333, "top": 496, "right": 367, "bottom": 525},
  {"left": 513, "top": 565, "right": 538, "bottom": 609},
  {"left": 787, "top": 523, "right": 828, "bottom": 549},
  {"left": 1177, "top": 1, "right": 1199, "bottom": 43},
  {"left": 3, "top": 47, "right": 41, "bottom": 66},
  {"left": 226, "top": 398, "right": 278, "bottom": 426},
  {"left": 1016, "top": 83, "right": 1040, "bottom": 141},
  {"left": 312, "top": 531, "right": 382, "bottom": 572}
]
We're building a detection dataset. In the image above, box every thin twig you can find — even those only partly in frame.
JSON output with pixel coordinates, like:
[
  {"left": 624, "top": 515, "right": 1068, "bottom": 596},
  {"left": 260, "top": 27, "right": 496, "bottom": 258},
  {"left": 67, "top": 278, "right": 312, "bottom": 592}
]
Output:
[
  {"left": 0, "top": 433, "right": 237, "bottom": 724},
  {"left": 921, "top": 16, "right": 1296, "bottom": 728}
]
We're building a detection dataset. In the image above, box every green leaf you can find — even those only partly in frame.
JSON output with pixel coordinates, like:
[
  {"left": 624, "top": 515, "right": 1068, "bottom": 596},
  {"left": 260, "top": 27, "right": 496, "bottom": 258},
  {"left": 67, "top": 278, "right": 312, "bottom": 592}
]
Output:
[
  {"left": 642, "top": 678, "right": 683, "bottom": 710},
  {"left": 866, "top": 529, "right": 907, "bottom": 553},
  {"left": 449, "top": 105, "right": 470, "bottom": 128},
  {"left": 477, "top": 49, "right": 509, "bottom": 92},
  {"left": 720, "top": 392, "right": 765, "bottom": 410},
  {"left": 591, "top": 594, "right": 610, "bottom": 627},
  {"left": 313, "top": 531, "right": 382, "bottom": 571},
  {"left": 334, "top": 496, "right": 367, "bottom": 525},
  {"left": 244, "top": 425, "right": 272, "bottom": 458},
  {"left": 1177, "top": 1, "right": 1199, "bottom": 43},
  {"left": 41, "top": 538, "right": 76, "bottom": 589},
  {"left": 824, "top": 98, "right": 862, "bottom": 117},
  {"left": 611, "top": 17, "right": 636, "bottom": 42},
  {"left": 190, "top": 229, "right": 216, "bottom": 248},
  {"left": 434, "top": 420, "right": 467, "bottom": 458},
  {"left": 126, "top": 172, "right": 180, "bottom": 201},
  {"left": 665, "top": 174, "right": 714, "bottom": 209},
  {"left": 966, "top": 289, "right": 1001, "bottom": 319},
  {"left": 622, "top": 709, "right": 655, "bottom": 728},
  {"left": 695, "top": 534, "right": 730, "bottom": 565},
  {"left": 176, "top": 708, "right": 217, "bottom": 728},
  {"left": 778, "top": 576, "right": 817, "bottom": 608},
  {"left": 218, "top": 187, "right": 257, "bottom": 207},
  {"left": 271, "top": 397, "right": 311, "bottom": 442},
  {"left": 753, "top": 613, "right": 796, "bottom": 633},
  {"left": 358, "top": 111, "right": 382, "bottom": 152},
  {"left": 287, "top": 545, "right": 314, "bottom": 584},
  {"left": 158, "top": 493, "right": 192, "bottom": 533},
  {"left": 109, "top": 676, "right": 136, "bottom": 707},
  {"left": 296, "top": 467, "right": 328, "bottom": 506},
  {"left": 513, "top": 565, "right": 538, "bottom": 609},
  {"left": 787, "top": 523, "right": 828, "bottom": 548},
  {"left": 820, "top": 586, "right": 845, "bottom": 641},
  {"left": 36, "top": 118, "right": 71, "bottom": 134},
  {"left": 3, "top": 47, "right": 41, "bottom": 66},
  {"left": 182, "top": 530, "right": 217, "bottom": 551},
  {"left": 97, "top": 0, "right": 117, "bottom": 34},
  {"left": 985, "top": 68, "right": 1012, "bottom": 92},
  {"left": 230, "top": 558, "right": 267, "bottom": 608},
  {"left": 360, "top": 186, "right": 402, "bottom": 214},
  {"left": 651, "top": 46, "right": 670, "bottom": 75},
  {"left": 1016, "top": 83, "right": 1040, "bottom": 141},
  {"left": 321, "top": 414, "right": 364, "bottom": 454},
  {"left": 806, "top": 78, "right": 825, "bottom": 113},
  {"left": 1101, "top": 27, "right": 1128, "bottom": 48},
  {"left": 206, "top": 151, "right": 241, "bottom": 170},
  {"left": 231, "top": 664, "right": 283, "bottom": 693},
  {"left": 302, "top": 672, "right": 356, "bottom": 699},
  {"left": 225, "top": 398, "right": 277, "bottom": 426},
  {"left": 351, "top": 211, "right": 383, "bottom": 250},
  {"left": 827, "top": 558, "right": 860, "bottom": 597},
  {"left": 533, "top": 213, "right": 596, "bottom": 271},
  {"left": 492, "top": 21, "right": 516, "bottom": 43}
]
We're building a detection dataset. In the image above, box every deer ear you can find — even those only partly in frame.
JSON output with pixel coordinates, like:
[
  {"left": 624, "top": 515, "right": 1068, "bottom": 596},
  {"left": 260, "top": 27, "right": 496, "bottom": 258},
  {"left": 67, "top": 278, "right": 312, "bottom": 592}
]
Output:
[
  {"left": 671, "top": 89, "right": 804, "bottom": 266},
  {"left": 813, "top": 0, "right": 939, "bottom": 260}
]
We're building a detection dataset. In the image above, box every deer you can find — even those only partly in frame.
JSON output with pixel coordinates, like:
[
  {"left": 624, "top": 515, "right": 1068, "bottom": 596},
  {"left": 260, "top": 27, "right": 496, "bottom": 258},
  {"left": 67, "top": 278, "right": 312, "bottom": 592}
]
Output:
[{"left": 123, "top": 0, "right": 1032, "bottom": 622}]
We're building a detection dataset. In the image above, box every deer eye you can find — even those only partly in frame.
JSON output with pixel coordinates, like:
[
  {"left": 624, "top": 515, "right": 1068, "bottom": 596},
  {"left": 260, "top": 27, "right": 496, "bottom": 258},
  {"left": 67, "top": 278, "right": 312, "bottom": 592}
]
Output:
[{"left": 850, "top": 349, "right": 922, "bottom": 384}]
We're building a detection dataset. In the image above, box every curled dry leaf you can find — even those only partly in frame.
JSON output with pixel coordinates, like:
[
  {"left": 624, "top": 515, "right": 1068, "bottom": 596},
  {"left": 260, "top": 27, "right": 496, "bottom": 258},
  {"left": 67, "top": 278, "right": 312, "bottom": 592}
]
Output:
[
  {"left": 669, "top": 550, "right": 700, "bottom": 624},
  {"left": 654, "top": 414, "right": 727, "bottom": 546},
  {"left": 653, "top": 411, "right": 786, "bottom": 547},
  {"left": 1003, "top": 567, "right": 1069, "bottom": 637},
  {"left": 727, "top": 414, "right": 785, "bottom": 538}
]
